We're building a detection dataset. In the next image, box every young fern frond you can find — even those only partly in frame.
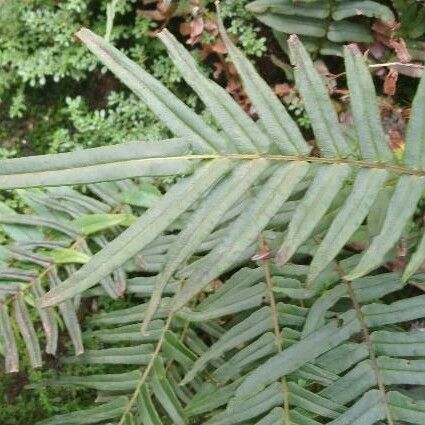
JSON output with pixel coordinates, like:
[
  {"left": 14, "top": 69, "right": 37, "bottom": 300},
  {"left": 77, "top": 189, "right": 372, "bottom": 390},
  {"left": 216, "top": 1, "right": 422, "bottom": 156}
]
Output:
[{"left": 0, "top": 16, "right": 425, "bottom": 425}]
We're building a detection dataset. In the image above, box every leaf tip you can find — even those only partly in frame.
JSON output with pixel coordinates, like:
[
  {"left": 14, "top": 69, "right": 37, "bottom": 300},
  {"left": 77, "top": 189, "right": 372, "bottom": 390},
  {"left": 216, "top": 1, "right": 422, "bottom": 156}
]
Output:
[
  {"left": 180, "top": 372, "right": 192, "bottom": 386},
  {"left": 74, "top": 27, "right": 90, "bottom": 42},
  {"left": 288, "top": 34, "right": 300, "bottom": 46},
  {"left": 245, "top": 1, "right": 265, "bottom": 13},
  {"left": 401, "top": 269, "right": 412, "bottom": 284},
  {"left": 275, "top": 248, "right": 290, "bottom": 266},
  {"left": 140, "top": 322, "right": 151, "bottom": 336},
  {"left": 38, "top": 291, "right": 57, "bottom": 309},
  {"left": 345, "top": 43, "right": 361, "bottom": 56},
  {"left": 157, "top": 27, "right": 170, "bottom": 40}
]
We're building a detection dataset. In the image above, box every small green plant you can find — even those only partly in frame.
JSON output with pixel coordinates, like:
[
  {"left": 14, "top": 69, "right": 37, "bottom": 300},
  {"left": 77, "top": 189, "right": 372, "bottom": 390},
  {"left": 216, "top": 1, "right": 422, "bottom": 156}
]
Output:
[
  {"left": 221, "top": 0, "right": 267, "bottom": 57},
  {"left": 49, "top": 93, "right": 169, "bottom": 153},
  {"left": 392, "top": 0, "right": 425, "bottom": 40},
  {"left": 0, "top": 0, "right": 182, "bottom": 158}
]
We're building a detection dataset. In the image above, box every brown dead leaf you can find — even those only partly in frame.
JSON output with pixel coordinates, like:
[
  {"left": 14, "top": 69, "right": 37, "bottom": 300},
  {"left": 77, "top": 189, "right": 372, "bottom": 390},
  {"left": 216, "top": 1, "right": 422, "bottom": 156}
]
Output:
[
  {"left": 179, "top": 22, "right": 191, "bottom": 36},
  {"left": 274, "top": 84, "right": 291, "bottom": 97},
  {"left": 204, "top": 19, "right": 219, "bottom": 36},
  {"left": 210, "top": 279, "right": 223, "bottom": 291},
  {"left": 211, "top": 40, "right": 227, "bottom": 54},
  {"left": 157, "top": 0, "right": 172, "bottom": 14},
  {"left": 139, "top": 9, "right": 166, "bottom": 21},
  {"left": 388, "top": 128, "right": 404, "bottom": 151},
  {"left": 251, "top": 245, "right": 271, "bottom": 261},
  {"left": 372, "top": 20, "right": 399, "bottom": 40},
  {"left": 383, "top": 68, "right": 398, "bottom": 96},
  {"left": 213, "top": 62, "right": 224, "bottom": 79},
  {"left": 389, "top": 38, "right": 412, "bottom": 63},
  {"left": 187, "top": 16, "right": 204, "bottom": 45}
]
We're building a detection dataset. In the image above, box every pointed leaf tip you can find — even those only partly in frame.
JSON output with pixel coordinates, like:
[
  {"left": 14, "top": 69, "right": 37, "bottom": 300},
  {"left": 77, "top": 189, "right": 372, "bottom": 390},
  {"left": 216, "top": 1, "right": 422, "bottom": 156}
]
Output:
[
  {"left": 345, "top": 43, "right": 361, "bottom": 55},
  {"left": 275, "top": 249, "right": 289, "bottom": 266},
  {"left": 75, "top": 27, "right": 89, "bottom": 41},
  {"left": 288, "top": 34, "right": 300, "bottom": 45}
]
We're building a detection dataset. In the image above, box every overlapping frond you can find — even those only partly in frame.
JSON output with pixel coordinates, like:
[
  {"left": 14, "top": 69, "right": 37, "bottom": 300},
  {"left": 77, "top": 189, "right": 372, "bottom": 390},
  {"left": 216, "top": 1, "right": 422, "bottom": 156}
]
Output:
[
  {"left": 0, "top": 181, "right": 166, "bottom": 371},
  {"left": 246, "top": 0, "right": 395, "bottom": 56},
  {"left": 35, "top": 265, "right": 425, "bottom": 425}
]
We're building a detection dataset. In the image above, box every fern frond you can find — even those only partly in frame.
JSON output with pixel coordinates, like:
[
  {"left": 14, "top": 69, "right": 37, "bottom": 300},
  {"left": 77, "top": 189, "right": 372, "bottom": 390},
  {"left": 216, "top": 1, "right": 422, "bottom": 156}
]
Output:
[
  {"left": 0, "top": 16, "right": 425, "bottom": 425},
  {"left": 0, "top": 182, "right": 152, "bottom": 370},
  {"left": 15, "top": 26, "right": 422, "bottom": 309},
  {"left": 39, "top": 264, "right": 425, "bottom": 424},
  {"left": 247, "top": 0, "right": 395, "bottom": 57}
]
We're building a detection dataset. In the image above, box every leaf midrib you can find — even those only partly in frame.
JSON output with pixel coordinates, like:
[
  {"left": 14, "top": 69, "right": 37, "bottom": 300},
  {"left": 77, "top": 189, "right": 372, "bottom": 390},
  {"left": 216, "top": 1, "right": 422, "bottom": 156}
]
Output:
[
  {"left": 155, "top": 154, "right": 424, "bottom": 177},
  {"left": 6, "top": 154, "right": 425, "bottom": 177}
]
